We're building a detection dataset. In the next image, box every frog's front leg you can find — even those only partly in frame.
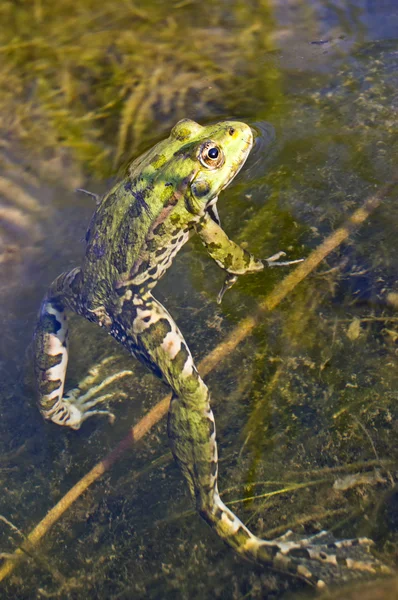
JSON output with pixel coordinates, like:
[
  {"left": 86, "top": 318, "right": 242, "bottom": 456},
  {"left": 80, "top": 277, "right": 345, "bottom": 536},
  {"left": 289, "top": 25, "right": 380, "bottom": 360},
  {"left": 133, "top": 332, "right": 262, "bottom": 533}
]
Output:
[
  {"left": 34, "top": 269, "right": 131, "bottom": 429},
  {"left": 196, "top": 212, "right": 302, "bottom": 302}
]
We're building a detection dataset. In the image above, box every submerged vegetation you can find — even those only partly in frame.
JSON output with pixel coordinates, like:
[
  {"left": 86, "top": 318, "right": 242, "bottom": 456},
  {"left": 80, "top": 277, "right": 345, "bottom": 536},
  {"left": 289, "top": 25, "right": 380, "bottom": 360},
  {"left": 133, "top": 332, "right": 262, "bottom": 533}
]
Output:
[
  {"left": 0, "top": 1, "right": 397, "bottom": 599},
  {"left": 0, "top": 0, "right": 285, "bottom": 175}
]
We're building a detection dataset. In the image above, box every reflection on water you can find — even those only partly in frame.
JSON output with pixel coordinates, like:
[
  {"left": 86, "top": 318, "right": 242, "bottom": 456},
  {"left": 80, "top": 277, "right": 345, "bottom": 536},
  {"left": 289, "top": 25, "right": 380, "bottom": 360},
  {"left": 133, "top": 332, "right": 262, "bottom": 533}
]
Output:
[{"left": 0, "top": 1, "right": 397, "bottom": 598}]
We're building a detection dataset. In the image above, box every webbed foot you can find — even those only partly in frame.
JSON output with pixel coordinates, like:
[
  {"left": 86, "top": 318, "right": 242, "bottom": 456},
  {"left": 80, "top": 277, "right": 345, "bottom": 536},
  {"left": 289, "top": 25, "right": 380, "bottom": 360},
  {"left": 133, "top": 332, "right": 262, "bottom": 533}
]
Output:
[
  {"left": 217, "top": 274, "right": 238, "bottom": 304},
  {"left": 263, "top": 251, "right": 304, "bottom": 268},
  {"left": 216, "top": 252, "right": 304, "bottom": 303},
  {"left": 261, "top": 530, "right": 391, "bottom": 589},
  {"left": 45, "top": 357, "right": 133, "bottom": 430}
]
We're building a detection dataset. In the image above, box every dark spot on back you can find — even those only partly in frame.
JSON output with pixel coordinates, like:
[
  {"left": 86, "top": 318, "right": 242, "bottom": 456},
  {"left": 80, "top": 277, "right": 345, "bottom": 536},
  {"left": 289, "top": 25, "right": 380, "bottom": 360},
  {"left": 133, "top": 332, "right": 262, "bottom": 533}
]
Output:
[
  {"left": 119, "top": 217, "right": 139, "bottom": 246},
  {"left": 153, "top": 223, "right": 167, "bottom": 236},
  {"left": 127, "top": 200, "right": 143, "bottom": 219},
  {"left": 113, "top": 243, "right": 128, "bottom": 274},
  {"left": 87, "top": 231, "right": 106, "bottom": 260},
  {"left": 145, "top": 238, "right": 158, "bottom": 252},
  {"left": 133, "top": 187, "right": 151, "bottom": 213}
]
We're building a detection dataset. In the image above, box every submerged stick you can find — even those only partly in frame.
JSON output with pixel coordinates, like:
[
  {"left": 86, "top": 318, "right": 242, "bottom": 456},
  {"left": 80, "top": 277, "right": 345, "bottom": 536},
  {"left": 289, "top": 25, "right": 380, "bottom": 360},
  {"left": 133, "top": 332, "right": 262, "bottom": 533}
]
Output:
[{"left": 0, "top": 179, "right": 396, "bottom": 584}]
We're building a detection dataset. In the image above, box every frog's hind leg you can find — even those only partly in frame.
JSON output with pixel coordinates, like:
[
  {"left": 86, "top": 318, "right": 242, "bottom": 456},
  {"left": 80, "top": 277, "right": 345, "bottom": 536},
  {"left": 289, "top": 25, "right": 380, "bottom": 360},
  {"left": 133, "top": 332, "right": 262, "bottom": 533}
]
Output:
[
  {"left": 34, "top": 269, "right": 131, "bottom": 429},
  {"left": 112, "top": 292, "right": 390, "bottom": 588}
]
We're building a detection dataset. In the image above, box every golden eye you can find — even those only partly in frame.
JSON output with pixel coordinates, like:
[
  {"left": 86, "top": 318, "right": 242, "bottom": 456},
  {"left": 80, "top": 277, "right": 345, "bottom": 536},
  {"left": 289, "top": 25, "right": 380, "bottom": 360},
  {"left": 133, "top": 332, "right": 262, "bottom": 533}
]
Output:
[{"left": 198, "top": 141, "right": 225, "bottom": 169}]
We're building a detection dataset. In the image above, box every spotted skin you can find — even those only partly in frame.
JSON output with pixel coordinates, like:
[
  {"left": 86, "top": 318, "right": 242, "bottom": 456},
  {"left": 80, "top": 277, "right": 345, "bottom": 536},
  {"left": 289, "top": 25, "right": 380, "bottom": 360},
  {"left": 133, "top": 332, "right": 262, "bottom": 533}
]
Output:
[{"left": 34, "top": 119, "right": 389, "bottom": 587}]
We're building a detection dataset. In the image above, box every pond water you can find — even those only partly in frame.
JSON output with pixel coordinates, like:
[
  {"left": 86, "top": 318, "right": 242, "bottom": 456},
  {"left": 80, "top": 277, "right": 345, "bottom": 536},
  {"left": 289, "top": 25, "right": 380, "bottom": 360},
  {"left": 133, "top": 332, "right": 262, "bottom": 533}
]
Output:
[{"left": 0, "top": 1, "right": 397, "bottom": 598}]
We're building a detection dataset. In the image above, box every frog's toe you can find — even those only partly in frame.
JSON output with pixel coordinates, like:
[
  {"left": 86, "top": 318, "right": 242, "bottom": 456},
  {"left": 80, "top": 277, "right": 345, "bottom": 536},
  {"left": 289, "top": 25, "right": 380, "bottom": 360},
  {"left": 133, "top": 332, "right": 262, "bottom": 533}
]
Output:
[
  {"left": 68, "top": 385, "right": 130, "bottom": 409},
  {"left": 45, "top": 395, "right": 117, "bottom": 429},
  {"left": 74, "top": 356, "right": 133, "bottom": 395},
  {"left": 72, "top": 406, "right": 116, "bottom": 429}
]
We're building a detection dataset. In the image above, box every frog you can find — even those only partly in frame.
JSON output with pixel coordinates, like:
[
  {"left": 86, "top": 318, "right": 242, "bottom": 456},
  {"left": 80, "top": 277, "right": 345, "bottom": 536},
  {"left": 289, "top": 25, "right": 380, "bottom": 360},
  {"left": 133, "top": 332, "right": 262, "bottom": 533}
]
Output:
[{"left": 34, "top": 119, "right": 388, "bottom": 588}]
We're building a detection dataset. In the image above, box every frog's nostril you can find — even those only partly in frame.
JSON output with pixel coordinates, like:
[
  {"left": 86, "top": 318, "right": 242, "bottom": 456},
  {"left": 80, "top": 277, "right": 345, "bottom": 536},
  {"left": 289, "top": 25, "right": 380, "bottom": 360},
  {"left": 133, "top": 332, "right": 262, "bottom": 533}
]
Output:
[{"left": 228, "top": 127, "right": 235, "bottom": 136}]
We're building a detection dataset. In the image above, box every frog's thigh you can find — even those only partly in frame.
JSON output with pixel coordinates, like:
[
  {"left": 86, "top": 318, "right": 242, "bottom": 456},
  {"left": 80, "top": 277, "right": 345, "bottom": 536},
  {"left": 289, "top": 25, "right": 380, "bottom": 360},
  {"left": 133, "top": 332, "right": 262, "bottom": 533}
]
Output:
[
  {"left": 35, "top": 269, "right": 127, "bottom": 429},
  {"left": 115, "top": 294, "right": 216, "bottom": 496},
  {"left": 124, "top": 294, "right": 201, "bottom": 395}
]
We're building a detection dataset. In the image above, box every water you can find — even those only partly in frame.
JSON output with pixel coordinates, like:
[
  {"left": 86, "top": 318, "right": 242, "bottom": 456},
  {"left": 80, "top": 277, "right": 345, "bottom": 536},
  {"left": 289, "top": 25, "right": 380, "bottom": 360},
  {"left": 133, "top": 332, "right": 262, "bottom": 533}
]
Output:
[{"left": 0, "top": 1, "right": 397, "bottom": 598}]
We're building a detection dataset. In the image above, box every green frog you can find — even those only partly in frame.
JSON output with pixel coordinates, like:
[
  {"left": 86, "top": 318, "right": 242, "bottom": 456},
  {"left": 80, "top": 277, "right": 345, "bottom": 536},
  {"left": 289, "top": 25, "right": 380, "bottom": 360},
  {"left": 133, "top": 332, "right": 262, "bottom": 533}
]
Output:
[{"left": 34, "top": 119, "right": 387, "bottom": 588}]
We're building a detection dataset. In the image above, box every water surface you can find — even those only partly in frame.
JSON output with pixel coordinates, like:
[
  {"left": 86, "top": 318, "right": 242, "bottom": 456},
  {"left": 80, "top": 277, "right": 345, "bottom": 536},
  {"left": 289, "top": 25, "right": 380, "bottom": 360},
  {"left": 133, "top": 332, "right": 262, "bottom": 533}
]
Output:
[{"left": 0, "top": 1, "right": 397, "bottom": 598}]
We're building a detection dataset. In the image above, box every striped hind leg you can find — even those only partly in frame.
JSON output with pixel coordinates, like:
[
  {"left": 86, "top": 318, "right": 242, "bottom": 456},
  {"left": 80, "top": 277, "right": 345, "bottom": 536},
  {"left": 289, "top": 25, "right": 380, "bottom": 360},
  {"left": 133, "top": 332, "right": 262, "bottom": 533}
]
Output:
[
  {"left": 34, "top": 269, "right": 131, "bottom": 429},
  {"left": 112, "top": 292, "right": 390, "bottom": 587}
]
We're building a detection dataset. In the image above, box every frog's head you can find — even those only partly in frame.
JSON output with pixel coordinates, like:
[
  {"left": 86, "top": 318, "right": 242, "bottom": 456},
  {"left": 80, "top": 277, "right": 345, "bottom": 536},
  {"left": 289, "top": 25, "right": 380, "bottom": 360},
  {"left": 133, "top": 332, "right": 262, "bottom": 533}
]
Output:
[{"left": 169, "top": 119, "right": 253, "bottom": 210}]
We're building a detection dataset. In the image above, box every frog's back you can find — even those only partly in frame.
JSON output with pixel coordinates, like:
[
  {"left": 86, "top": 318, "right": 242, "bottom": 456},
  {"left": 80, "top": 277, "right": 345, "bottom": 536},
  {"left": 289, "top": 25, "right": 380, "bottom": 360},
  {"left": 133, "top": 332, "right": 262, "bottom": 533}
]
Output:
[
  {"left": 84, "top": 174, "right": 157, "bottom": 280},
  {"left": 81, "top": 139, "right": 197, "bottom": 308}
]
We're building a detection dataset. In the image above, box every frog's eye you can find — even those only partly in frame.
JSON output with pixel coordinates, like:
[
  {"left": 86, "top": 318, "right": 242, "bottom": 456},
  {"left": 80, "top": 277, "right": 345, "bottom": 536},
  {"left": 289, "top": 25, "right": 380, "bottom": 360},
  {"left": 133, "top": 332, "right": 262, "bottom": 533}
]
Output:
[{"left": 198, "top": 142, "right": 225, "bottom": 169}]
